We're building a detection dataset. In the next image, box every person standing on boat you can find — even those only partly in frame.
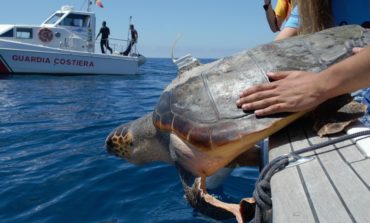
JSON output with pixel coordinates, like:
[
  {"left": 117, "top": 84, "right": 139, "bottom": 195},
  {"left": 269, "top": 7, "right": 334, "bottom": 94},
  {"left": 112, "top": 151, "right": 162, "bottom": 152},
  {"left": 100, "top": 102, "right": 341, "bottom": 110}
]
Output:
[
  {"left": 263, "top": 0, "right": 298, "bottom": 40},
  {"left": 96, "top": 21, "right": 113, "bottom": 54},
  {"left": 122, "top": 24, "right": 138, "bottom": 56}
]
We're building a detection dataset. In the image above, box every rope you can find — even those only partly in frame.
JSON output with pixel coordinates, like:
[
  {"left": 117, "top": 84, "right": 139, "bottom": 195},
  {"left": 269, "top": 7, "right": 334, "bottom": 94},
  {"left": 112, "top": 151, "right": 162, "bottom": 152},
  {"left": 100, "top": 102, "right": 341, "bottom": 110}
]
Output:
[{"left": 252, "top": 130, "right": 370, "bottom": 223}]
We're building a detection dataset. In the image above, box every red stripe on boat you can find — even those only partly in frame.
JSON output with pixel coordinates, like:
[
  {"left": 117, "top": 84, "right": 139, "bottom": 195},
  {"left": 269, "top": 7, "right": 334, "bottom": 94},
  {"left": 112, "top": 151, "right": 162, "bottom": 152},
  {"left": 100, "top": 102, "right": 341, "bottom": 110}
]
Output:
[{"left": 0, "top": 59, "right": 10, "bottom": 73}]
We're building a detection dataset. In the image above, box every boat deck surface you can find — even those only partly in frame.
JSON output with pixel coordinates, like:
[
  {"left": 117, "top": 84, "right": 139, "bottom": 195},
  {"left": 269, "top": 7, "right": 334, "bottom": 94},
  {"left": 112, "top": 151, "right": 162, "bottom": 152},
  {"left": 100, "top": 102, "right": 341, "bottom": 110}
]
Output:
[{"left": 269, "top": 118, "right": 370, "bottom": 223}]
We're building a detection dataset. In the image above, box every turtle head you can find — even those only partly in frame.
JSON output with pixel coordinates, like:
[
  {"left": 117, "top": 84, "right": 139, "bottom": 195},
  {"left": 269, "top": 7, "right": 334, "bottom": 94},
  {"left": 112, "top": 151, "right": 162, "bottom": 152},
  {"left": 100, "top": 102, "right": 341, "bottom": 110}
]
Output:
[
  {"left": 105, "top": 113, "right": 171, "bottom": 164},
  {"left": 105, "top": 123, "right": 134, "bottom": 160}
]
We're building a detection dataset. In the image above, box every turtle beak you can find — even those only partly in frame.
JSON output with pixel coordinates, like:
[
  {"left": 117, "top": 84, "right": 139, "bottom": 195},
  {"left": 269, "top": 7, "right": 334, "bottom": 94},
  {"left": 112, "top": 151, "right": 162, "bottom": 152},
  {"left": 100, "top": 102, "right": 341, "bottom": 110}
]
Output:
[{"left": 105, "top": 132, "right": 116, "bottom": 155}]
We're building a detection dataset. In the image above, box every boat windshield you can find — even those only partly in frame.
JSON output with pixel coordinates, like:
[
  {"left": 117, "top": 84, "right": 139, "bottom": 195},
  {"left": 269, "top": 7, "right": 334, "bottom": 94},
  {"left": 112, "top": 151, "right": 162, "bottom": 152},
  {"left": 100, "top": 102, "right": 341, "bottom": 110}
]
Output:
[
  {"left": 60, "top": 14, "right": 90, "bottom": 27},
  {"left": 45, "top": 13, "right": 65, "bottom": 25}
]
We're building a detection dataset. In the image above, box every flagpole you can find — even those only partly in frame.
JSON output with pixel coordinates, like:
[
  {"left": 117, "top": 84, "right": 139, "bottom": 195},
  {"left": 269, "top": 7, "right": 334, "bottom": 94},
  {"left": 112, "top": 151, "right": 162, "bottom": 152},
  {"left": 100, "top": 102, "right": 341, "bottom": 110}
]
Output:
[{"left": 87, "top": 0, "right": 92, "bottom": 12}]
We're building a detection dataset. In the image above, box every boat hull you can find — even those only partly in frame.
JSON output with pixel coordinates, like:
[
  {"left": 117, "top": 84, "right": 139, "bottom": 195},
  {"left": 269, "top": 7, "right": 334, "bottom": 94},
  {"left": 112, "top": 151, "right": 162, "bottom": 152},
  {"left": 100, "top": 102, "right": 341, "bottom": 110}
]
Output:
[{"left": 0, "top": 40, "right": 144, "bottom": 75}]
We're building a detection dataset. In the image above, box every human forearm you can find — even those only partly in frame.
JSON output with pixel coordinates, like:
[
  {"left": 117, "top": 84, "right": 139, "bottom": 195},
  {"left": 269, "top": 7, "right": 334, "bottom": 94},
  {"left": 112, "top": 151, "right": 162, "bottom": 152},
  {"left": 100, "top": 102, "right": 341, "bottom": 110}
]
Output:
[
  {"left": 275, "top": 27, "right": 298, "bottom": 41},
  {"left": 318, "top": 46, "right": 370, "bottom": 101},
  {"left": 264, "top": 0, "right": 280, "bottom": 32}
]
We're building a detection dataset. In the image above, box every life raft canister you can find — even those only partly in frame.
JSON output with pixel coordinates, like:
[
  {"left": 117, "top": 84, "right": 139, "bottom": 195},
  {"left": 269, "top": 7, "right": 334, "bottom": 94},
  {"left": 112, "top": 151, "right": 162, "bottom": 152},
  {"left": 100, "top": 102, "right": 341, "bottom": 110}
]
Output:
[{"left": 38, "top": 28, "right": 53, "bottom": 43}]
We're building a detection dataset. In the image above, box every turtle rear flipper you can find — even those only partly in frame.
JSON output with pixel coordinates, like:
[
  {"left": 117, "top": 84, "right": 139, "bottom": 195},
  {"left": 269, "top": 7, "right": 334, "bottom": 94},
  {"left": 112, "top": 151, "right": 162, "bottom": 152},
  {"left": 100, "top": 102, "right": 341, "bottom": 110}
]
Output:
[
  {"left": 178, "top": 165, "right": 255, "bottom": 223},
  {"left": 312, "top": 94, "right": 367, "bottom": 137}
]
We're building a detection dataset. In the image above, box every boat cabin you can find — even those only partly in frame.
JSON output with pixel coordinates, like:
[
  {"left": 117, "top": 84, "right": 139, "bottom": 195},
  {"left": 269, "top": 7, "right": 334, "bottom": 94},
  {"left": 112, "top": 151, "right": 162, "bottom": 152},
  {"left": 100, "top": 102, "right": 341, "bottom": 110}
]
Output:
[{"left": 0, "top": 6, "right": 96, "bottom": 52}]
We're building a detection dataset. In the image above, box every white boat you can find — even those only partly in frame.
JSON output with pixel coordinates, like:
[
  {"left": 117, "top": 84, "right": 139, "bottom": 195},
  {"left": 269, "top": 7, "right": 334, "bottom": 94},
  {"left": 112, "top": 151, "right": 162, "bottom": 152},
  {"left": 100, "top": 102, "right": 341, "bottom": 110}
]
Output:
[{"left": 0, "top": 2, "right": 146, "bottom": 75}]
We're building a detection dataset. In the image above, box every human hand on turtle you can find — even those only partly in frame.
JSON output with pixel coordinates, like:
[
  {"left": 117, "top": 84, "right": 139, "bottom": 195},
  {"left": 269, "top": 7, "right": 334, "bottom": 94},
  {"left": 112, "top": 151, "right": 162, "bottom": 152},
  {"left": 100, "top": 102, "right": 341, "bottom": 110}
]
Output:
[
  {"left": 236, "top": 71, "right": 328, "bottom": 116},
  {"left": 352, "top": 47, "right": 364, "bottom": 54}
]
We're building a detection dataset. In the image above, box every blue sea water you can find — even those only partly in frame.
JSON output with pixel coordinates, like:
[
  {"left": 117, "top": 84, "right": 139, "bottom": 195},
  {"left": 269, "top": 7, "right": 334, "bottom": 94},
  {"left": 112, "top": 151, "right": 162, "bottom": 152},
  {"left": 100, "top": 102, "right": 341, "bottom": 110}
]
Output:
[{"left": 0, "top": 58, "right": 259, "bottom": 223}]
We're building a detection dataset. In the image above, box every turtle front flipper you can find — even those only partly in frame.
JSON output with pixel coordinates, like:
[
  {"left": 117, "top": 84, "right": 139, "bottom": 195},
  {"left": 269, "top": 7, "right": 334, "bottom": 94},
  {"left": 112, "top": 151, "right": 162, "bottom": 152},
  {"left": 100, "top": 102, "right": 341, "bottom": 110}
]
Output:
[
  {"left": 312, "top": 94, "right": 367, "bottom": 136},
  {"left": 177, "top": 165, "right": 255, "bottom": 223}
]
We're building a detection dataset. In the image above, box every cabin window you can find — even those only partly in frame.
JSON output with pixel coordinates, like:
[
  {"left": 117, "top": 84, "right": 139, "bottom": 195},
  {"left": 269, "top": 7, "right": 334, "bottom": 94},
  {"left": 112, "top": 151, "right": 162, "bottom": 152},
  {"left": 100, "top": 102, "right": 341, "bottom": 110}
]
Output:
[
  {"left": 0, "top": 29, "right": 14, "bottom": 37},
  {"left": 45, "top": 13, "right": 64, "bottom": 25},
  {"left": 16, "top": 28, "right": 33, "bottom": 39},
  {"left": 60, "top": 14, "right": 90, "bottom": 28}
]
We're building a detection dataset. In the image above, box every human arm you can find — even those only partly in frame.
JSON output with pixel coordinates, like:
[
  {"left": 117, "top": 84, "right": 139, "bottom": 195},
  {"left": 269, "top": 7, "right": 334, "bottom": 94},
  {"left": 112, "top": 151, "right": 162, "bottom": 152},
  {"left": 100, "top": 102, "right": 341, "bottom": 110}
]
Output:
[
  {"left": 236, "top": 46, "right": 370, "bottom": 116},
  {"left": 133, "top": 30, "right": 138, "bottom": 42},
  {"left": 96, "top": 28, "right": 101, "bottom": 40},
  {"left": 273, "top": 0, "right": 290, "bottom": 28},
  {"left": 263, "top": 0, "right": 280, "bottom": 32},
  {"left": 274, "top": 6, "right": 298, "bottom": 41},
  {"left": 275, "top": 27, "right": 298, "bottom": 41}
]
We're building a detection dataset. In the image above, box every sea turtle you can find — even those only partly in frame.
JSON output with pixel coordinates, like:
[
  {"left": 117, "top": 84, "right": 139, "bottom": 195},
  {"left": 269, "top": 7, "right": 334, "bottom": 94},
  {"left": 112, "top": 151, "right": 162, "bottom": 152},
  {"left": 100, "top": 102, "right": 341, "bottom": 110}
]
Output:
[{"left": 105, "top": 25, "right": 369, "bottom": 222}]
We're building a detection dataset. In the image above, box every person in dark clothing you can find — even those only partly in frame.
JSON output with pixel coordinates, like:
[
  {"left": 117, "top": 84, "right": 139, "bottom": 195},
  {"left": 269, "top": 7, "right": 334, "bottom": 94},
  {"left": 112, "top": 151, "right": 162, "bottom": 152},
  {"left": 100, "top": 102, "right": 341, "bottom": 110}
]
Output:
[
  {"left": 122, "top": 24, "right": 138, "bottom": 56},
  {"left": 96, "top": 21, "right": 113, "bottom": 54}
]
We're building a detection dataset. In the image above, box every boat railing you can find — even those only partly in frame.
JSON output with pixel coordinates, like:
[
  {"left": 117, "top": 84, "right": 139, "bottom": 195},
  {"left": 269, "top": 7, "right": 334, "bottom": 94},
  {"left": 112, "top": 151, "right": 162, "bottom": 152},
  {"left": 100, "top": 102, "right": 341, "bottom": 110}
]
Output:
[
  {"left": 96, "top": 37, "right": 140, "bottom": 55},
  {"left": 107, "top": 37, "right": 128, "bottom": 53},
  {"left": 57, "top": 34, "right": 93, "bottom": 52},
  {"left": 58, "top": 34, "right": 139, "bottom": 55}
]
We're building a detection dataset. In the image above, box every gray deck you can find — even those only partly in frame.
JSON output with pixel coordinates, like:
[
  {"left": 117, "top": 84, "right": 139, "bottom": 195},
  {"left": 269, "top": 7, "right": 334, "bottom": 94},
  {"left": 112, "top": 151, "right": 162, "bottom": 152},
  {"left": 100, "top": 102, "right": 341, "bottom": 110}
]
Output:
[{"left": 269, "top": 118, "right": 370, "bottom": 223}]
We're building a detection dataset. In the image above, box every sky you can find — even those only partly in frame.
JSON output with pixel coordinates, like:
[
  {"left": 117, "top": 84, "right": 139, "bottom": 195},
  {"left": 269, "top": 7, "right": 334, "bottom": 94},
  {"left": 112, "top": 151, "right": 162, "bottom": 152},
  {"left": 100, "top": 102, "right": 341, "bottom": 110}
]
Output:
[{"left": 0, "top": 0, "right": 278, "bottom": 58}]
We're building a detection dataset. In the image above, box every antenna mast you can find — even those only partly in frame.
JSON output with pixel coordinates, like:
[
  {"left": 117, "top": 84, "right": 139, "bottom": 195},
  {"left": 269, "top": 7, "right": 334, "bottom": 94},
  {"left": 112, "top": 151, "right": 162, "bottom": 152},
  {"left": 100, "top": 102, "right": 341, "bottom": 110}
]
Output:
[{"left": 87, "top": 0, "right": 92, "bottom": 12}]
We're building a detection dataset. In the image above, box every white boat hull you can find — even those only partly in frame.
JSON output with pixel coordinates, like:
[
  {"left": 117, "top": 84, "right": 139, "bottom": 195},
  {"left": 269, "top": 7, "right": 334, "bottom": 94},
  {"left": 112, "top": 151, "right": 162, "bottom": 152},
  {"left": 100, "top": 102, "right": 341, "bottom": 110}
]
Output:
[{"left": 0, "top": 40, "right": 144, "bottom": 75}]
